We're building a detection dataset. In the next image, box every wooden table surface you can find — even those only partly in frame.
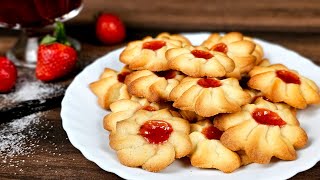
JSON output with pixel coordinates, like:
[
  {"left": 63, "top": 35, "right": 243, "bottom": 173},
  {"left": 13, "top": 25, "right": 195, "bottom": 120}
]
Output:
[
  {"left": 76, "top": 0, "right": 320, "bottom": 33},
  {"left": 1, "top": 1, "right": 320, "bottom": 178}
]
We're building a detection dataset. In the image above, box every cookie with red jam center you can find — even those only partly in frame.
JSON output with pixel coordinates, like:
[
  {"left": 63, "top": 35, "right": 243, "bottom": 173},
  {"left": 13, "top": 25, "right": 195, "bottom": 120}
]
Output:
[
  {"left": 109, "top": 109, "right": 192, "bottom": 172},
  {"left": 248, "top": 64, "right": 320, "bottom": 109},
  {"left": 189, "top": 120, "right": 241, "bottom": 173},
  {"left": 214, "top": 97, "right": 308, "bottom": 164}
]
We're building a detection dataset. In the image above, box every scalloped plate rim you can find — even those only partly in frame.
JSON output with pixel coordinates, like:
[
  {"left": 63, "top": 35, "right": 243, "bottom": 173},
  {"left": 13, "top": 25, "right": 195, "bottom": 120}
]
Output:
[{"left": 61, "top": 32, "right": 320, "bottom": 180}]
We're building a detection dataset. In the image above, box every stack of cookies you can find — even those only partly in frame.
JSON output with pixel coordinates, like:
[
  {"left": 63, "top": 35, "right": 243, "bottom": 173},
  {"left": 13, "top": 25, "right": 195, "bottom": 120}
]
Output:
[{"left": 89, "top": 32, "right": 320, "bottom": 173}]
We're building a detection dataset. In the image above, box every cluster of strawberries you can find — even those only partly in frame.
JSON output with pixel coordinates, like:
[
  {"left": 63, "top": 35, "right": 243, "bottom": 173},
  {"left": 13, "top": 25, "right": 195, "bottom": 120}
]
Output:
[{"left": 0, "top": 14, "right": 125, "bottom": 93}]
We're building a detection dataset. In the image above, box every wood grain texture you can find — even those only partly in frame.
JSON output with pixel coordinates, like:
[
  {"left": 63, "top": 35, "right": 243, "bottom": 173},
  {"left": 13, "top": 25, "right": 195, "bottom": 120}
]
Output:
[
  {"left": 0, "top": 25, "right": 320, "bottom": 179},
  {"left": 0, "top": 108, "right": 122, "bottom": 180},
  {"left": 69, "top": 0, "right": 320, "bottom": 32}
]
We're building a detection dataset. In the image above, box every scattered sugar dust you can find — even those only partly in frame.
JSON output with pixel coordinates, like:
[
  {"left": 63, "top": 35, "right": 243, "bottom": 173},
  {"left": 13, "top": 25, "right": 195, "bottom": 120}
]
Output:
[
  {"left": 0, "top": 70, "right": 64, "bottom": 108},
  {"left": 0, "top": 113, "right": 41, "bottom": 160},
  {"left": 0, "top": 69, "right": 68, "bottom": 176},
  {"left": 4, "top": 80, "right": 62, "bottom": 103},
  {"left": 0, "top": 112, "right": 64, "bottom": 175}
]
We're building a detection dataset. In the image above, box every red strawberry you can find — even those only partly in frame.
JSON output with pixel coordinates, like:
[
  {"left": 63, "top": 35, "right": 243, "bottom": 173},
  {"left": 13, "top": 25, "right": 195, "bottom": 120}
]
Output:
[
  {"left": 36, "top": 22, "right": 77, "bottom": 81},
  {"left": 0, "top": 57, "right": 17, "bottom": 93},
  {"left": 96, "top": 13, "right": 126, "bottom": 45},
  {"left": 36, "top": 43, "right": 77, "bottom": 81}
]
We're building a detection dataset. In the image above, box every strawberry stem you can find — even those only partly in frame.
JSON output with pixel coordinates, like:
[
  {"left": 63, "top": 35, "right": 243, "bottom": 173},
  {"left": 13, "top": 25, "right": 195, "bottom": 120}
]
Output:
[
  {"left": 40, "top": 35, "right": 57, "bottom": 45},
  {"left": 54, "top": 22, "right": 70, "bottom": 45},
  {"left": 40, "top": 22, "right": 71, "bottom": 46}
]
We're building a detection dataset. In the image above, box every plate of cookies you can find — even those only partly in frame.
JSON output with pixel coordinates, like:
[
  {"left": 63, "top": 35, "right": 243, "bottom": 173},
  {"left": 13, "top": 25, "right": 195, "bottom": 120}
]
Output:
[{"left": 61, "top": 32, "right": 320, "bottom": 179}]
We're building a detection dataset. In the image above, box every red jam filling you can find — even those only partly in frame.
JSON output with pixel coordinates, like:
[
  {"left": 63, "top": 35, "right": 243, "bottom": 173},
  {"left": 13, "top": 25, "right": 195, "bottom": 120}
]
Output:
[
  {"left": 141, "top": 105, "right": 157, "bottom": 111},
  {"left": 142, "top": 40, "right": 166, "bottom": 51},
  {"left": 155, "top": 70, "right": 177, "bottom": 79},
  {"left": 197, "top": 78, "right": 222, "bottom": 88},
  {"left": 210, "top": 43, "right": 228, "bottom": 54},
  {"left": 139, "top": 120, "right": 173, "bottom": 144},
  {"left": 252, "top": 108, "right": 286, "bottom": 127},
  {"left": 191, "top": 49, "right": 213, "bottom": 59},
  {"left": 202, "top": 125, "right": 223, "bottom": 140},
  {"left": 276, "top": 70, "right": 301, "bottom": 84},
  {"left": 117, "top": 72, "right": 131, "bottom": 83}
]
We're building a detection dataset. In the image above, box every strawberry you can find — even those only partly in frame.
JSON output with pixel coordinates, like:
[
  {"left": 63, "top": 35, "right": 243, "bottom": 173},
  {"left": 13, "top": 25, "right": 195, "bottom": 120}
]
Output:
[
  {"left": 0, "top": 57, "right": 17, "bottom": 93},
  {"left": 96, "top": 13, "right": 126, "bottom": 45},
  {"left": 36, "top": 22, "right": 77, "bottom": 81},
  {"left": 36, "top": 43, "right": 77, "bottom": 81}
]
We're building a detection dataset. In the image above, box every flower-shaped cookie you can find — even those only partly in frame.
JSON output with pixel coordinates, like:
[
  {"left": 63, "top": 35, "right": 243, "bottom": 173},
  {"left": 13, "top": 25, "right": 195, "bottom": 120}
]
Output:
[
  {"left": 89, "top": 66, "right": 132, "bottom": 109},
  {"left": 214, "top": 98, "right": 308, "bottom": 164},
  {"left": 125, "top": 70, "right": 185, "bottom": 102},
  {"left": 243, "top": 36, "right": 264, "bottom": 65},
  {"left": 237, "top": 151, "right": 253, "bottom": 166},
  {"left": 244, "top": 88, "right": 272, "bottom": 103},
  {"left": 257, "top": 58, "right": 270, "bottom": 67},
  {"left": 103, "top": 96, "right": 167, "bottom": 132},
  {"left": 179, "top": 110, "right": 206, "bottom": 123},
  {"left": 157, "top": 32, "right": 192, "bottom": 46},
  {"left": 189, "top": 120, "right": 241, "bottom": 173},
  {"left": 248, "top": 64, "right": 320, "bottom": 109},
  {"left": 170, "top": 77, "right": 251, "bottom": 117},
  {"left": 244, "top": 88, "right": 297, "bottom": 116},
  {"left": 201, "top": 32, "right": 263, "bottom": 79},
  {"left": 245, "top": 88, "right": 283, "bottom": 103},
  {"left": 166, "top": 45, "right": 235, "bottom": 78},
  {"left": 109, "top": 109, "right": 192, "bottom": 172},
  {"left": 120, "top": 33, "right": 191, "bottom": 71}
]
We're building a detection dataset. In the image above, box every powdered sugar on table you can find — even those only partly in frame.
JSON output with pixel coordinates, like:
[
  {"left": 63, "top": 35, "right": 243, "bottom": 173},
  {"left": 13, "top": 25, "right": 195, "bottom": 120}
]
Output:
[
  {"left": 0, "top": 111, "right": 66, "bottom": 174},
  {"left": 0, "top": 113, "right": 42, "bottom": 160},
  {"left": 0, "top": 69, "right": 64, "bottom": 108}
]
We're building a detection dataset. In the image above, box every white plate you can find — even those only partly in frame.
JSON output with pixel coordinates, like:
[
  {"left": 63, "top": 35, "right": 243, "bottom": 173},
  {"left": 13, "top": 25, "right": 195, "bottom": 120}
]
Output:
[{"left": 61, "top": 33, "right": 320, "bottom": 180}]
